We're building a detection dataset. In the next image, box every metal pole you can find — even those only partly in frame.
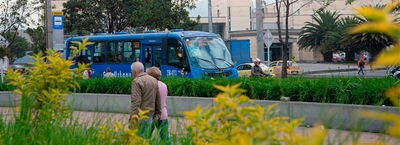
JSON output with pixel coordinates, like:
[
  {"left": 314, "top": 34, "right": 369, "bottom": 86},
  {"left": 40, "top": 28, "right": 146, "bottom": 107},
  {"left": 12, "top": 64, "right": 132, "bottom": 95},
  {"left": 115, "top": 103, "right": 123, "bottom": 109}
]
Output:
[
  {"left": 208, "top": 0, "right": 213, "bottom": 33},
  {"left": 1, "top": 59, "right": 3, "bottom": 83},
  {"left": 267, "top": 39, "right": 270, "bottom": 74},
  {"left": 256, "top": 0, "right": 264, "bottom": 61},
  {"left": 45, "top": 0, "right": 53, "bottom": 50}
]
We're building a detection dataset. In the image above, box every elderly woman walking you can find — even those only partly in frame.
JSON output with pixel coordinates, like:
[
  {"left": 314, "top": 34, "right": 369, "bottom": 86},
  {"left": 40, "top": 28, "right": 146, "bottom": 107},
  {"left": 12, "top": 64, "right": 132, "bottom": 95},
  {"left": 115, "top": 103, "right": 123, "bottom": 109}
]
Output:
[{"left": 146, "top": 67, "right": 170, "bottom": 144}]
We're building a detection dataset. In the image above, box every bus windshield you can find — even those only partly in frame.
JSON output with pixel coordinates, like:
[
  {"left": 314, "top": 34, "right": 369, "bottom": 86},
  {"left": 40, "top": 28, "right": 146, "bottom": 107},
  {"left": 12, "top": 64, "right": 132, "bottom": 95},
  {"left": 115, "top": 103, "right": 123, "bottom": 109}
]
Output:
[{"left": 185, "top": 36, "right": 234, "bottom": 69}]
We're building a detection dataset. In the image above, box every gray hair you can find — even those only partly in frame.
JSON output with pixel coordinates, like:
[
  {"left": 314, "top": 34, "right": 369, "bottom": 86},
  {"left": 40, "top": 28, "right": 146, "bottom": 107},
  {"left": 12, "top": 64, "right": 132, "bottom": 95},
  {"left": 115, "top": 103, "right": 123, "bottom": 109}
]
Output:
[{"left": 131, "top": 62, "right": 144, "bottom": 73}]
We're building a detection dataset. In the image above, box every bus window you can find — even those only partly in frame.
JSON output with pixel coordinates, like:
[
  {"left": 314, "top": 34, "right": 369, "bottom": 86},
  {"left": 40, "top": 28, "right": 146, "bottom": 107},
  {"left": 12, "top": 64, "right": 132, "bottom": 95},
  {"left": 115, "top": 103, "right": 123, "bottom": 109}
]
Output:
[
  {"left": 167, "top": 47, "right": 179, "bottom": 63},
  {"left": 78, "top": 49, "right": 91, "bottom": 64},
  {"left": 107, "top": 42, "right": 122, "bottom": 63},
  {"left": 93, "top": 42, "right": 106, "bottom": 63},
  {"left": 167, "top": 38, "right": 186, "bottom": 69},
  {"left": 154, "top": 47, "right": 162, "bottom": 67},
  {"left": 123, "top": 41, "right": 140, "bottom": 63},
  {"left": 87, "top": 49, "right": 93, "bottom": 63},
  {"left": 67, "top": 43, "right": 78, "bottom": 60}
]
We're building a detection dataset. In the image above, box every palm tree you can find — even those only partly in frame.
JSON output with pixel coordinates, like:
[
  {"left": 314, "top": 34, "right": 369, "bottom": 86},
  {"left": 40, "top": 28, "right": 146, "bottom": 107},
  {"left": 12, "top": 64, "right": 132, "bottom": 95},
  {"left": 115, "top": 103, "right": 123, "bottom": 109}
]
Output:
[
  {"left": 341, "top": 29, "right": 394, "bottom": 60},
  {"left": 324, "top": 16, "right": 363, "bottom": 61},
  {"left": 339, "top": 5, "right": 396, "bottom": 60},
  {"left": 297, "top": 10, "right": 341, "bottom": 62}
]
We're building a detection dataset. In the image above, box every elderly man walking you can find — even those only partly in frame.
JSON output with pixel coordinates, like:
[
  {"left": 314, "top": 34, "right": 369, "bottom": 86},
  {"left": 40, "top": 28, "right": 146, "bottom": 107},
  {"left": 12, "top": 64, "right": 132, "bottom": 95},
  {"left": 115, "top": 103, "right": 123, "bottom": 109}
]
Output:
[{"left": 129, "top": 62, "right": 161, "bottom": 138}]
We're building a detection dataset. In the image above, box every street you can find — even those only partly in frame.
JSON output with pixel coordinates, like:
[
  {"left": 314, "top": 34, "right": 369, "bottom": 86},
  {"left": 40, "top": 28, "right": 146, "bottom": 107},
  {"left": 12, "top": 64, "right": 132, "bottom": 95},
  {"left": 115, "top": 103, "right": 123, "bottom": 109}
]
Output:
[{"left": 307, "top": 70, "right": 389, "bottom": 78}]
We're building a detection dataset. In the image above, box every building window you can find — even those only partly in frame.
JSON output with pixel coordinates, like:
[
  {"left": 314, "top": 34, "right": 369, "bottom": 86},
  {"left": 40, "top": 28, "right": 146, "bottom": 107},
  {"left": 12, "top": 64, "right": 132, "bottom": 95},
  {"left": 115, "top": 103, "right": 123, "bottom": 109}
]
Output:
[
  {"left": 250, "top": 7, "right": 252, "bottom": 30},
  {"left": 217, "top": 10, "right": 219, "bottom": 17},
  {"left": 228, "top": 7, "right": 231, "bottom": 20},
  {"left": 228, "top": 22, "right": 231, "bottom": 32}
]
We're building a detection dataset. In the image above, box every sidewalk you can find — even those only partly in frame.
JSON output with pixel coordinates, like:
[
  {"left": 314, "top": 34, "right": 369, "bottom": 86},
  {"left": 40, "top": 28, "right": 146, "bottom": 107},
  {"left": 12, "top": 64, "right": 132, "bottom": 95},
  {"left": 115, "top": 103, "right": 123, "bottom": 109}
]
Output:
[
  {"left": 1, "top": 107, "right": 398, "bottom": 144},
  {"left": 297, "top": 62, "right": 388, "bottom": 74}
]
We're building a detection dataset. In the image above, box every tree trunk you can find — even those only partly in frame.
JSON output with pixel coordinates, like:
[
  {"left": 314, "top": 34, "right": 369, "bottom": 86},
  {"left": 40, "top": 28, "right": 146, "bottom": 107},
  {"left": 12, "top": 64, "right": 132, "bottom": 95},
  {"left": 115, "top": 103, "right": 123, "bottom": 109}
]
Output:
[
  {"left": 345, "top": 50, "right": 355, "bottom": 62},
  {"left": 281, "top": 0, "right": 290, "bottom": 78},
  {"left": 323, "top": 52, "right": 333, "bottom": 62},
  {"left": 275, "top": 0, "right": 287, "bottom": 78},
  {"left": 369, "top": 48, "right": 382, "bottom": 60}
]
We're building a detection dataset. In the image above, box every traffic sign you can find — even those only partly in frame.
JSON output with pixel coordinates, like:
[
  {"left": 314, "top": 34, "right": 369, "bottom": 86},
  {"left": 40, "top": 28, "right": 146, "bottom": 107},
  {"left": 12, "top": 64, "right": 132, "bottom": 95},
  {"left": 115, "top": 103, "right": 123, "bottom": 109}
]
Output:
[
  {"left": 52, "top": 11, "right": 64, "bottom": 30},
  {"left": 263, "top": 29, "right": 274, "bottom": 48},
  {"left": 263, "top": 29, "right": 274, "bottom": 74},
  {"left": 53, "top": 16, "right": 64, "bottom": 30}
]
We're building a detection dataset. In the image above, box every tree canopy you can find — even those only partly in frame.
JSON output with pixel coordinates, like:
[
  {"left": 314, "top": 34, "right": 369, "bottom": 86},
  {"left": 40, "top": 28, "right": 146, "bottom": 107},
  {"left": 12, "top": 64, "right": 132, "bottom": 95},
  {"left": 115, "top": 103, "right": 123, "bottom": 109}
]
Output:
[
  {"left": 0, "top": 0, "right": 40, "bottom": 61},
  {"left": 26, "top": 27, "right": 46, "bottom": 55},
  {"left": 297, "top": 10, "right": 341, "bottom": 52},
  {"left": 298, "top": 5, "right": 396, "bottom": 61},
  {"left": 63, "top": 0, "right": 199, "bottom": 35},
  {"left": 2, "top": 32, "right": 29, "bottom": 62}
]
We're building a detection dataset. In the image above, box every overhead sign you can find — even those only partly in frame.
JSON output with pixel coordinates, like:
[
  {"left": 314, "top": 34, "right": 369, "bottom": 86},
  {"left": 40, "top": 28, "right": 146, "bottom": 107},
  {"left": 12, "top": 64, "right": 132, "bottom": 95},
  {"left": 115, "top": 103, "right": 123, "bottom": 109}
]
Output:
[
  {"left": 52, "top": 11, "right": 63, "bottom": 16},
  {"left": 52, "top": 11, "right": 64, "bottom": 30},
  {"left": 263, "top": 29, "right": 274, "bottom": 48}
]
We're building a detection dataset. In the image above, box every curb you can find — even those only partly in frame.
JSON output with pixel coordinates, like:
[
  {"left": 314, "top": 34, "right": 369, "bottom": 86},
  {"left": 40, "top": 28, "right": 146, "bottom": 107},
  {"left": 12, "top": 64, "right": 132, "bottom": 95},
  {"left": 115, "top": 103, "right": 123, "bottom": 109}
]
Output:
[{"left": 303, "top": 68, "right": 358, "bottom": 75}]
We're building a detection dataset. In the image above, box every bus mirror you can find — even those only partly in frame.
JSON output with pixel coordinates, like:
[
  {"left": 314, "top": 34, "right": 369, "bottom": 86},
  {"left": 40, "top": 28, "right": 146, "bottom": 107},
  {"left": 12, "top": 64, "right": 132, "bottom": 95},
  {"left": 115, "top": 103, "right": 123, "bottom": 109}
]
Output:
[
  {"left": 176, "top": 48, "right": 183, "bottom": 59},
  {"left": 177, "top": 52, "right": 183, "bottom": 59}
]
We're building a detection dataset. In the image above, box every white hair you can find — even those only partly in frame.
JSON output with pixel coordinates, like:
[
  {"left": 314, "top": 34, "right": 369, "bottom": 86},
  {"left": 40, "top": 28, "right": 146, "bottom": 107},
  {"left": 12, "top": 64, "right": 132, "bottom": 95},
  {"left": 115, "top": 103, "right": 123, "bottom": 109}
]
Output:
[{"left": 131, "top": 62, "right": 144, "bottom": 73}]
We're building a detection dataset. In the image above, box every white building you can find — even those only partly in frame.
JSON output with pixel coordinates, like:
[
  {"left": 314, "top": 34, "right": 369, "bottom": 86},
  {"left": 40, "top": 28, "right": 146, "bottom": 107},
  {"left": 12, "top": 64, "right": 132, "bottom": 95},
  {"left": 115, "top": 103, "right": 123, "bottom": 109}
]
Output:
[{"left": 191, "top": 0, "right": 392, "bottom": 62}]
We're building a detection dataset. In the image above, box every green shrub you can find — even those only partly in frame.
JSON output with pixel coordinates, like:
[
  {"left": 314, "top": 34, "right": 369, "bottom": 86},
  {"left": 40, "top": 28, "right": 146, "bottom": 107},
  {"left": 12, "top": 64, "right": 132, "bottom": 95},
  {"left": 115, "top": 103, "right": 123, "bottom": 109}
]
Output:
[{"left": 1, "top": 76, "right": 396, "bottom": 106}]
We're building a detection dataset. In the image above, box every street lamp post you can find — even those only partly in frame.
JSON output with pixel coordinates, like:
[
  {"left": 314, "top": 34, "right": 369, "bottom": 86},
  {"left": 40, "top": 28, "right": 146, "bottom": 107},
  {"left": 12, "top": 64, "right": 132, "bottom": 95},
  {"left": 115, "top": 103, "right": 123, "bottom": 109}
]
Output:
[{"left": 45, "top": 0, "right": 53, "bottom": 50}]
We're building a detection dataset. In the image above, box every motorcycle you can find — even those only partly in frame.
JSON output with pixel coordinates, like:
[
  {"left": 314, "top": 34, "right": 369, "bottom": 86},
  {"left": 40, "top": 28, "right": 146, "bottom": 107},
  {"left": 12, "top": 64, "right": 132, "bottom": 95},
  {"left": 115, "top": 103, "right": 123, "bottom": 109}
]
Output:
[{"left": 386, "top": 66, "right": 400, "bottom": 79}]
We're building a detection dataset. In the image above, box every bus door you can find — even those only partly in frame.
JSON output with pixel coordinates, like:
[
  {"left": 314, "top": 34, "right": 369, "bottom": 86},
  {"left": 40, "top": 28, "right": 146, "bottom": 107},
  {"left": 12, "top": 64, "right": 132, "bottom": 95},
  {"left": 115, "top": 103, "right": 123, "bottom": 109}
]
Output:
[
  {"left": 77, "top": 46, "right": 93, "bottom": 65},
  {"left": 142, "top": 44, "right": 162, "bottom": 69}
]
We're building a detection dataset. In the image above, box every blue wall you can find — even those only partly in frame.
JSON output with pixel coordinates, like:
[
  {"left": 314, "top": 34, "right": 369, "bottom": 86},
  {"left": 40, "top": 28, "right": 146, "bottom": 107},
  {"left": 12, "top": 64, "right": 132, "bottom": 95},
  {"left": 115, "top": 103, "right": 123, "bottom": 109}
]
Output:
[{"left": 228, "top": 40, "right": 251, "bottom": 65}]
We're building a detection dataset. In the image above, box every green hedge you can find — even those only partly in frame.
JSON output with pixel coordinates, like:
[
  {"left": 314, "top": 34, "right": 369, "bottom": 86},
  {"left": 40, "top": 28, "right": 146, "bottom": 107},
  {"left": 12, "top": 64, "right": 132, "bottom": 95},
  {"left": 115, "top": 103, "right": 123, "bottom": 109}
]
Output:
[{"left": 0, "top": 77, "right": 397, "bottom": 106}]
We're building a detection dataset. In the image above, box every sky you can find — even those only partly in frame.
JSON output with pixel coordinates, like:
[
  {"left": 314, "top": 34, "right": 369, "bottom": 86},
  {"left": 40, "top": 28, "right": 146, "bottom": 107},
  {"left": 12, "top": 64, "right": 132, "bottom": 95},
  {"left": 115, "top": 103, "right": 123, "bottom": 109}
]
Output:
[
  {"left": 0, "top": 0, "right": 41, "bottom": 29},
  {"left": 1, "top": 0, "right": 277, "bottom": 28},
  {"left": 188, "top": 0, "right": 275, "bottom": 17}
]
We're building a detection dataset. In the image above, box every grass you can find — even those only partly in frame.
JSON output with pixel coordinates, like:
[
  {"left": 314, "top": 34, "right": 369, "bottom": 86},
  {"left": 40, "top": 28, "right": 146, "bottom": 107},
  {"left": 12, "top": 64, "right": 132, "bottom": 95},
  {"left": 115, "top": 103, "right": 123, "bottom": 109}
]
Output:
[{"left": 0, "top": 106, "right": 195, "bottom": 145}]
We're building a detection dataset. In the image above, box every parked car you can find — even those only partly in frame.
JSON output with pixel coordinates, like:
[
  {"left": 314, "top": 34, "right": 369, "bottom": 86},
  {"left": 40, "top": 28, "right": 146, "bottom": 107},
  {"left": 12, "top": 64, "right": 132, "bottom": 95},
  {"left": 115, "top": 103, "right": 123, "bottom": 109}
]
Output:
[
  {"left": 236, "top": 62, "right": 273, "bottom": 77},
  {"left": 269, "top": 60, "right": 301, "bottom": 75},
  {"left": 340, "top": 52, "right": 346, "bottom": 60},
  {"left": 333, "top": 54, "right": 341, "bottom": 62},
  {"left": 10, "top": 65, "right": 27, "bottom": 74}
]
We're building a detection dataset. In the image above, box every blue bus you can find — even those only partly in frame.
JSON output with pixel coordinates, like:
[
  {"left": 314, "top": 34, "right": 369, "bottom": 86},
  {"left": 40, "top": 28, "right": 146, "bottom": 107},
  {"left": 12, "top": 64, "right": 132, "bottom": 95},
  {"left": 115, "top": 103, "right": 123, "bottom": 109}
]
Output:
[{"left": 65, "top": 30, "right": 238, "bottom": 78}]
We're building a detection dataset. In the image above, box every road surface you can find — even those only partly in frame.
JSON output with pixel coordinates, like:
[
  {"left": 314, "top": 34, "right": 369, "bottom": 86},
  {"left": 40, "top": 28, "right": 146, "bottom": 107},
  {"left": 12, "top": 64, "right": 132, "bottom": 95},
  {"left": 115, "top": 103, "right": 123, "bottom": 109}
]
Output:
[{"left": 307, "top": 70, "right": 388, "bottom": 78}]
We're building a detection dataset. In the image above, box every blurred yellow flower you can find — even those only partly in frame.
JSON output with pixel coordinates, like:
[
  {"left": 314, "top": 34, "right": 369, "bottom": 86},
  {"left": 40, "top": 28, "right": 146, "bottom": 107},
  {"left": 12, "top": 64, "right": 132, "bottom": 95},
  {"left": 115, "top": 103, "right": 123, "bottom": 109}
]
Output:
[
  {"left": 352, "top": 0, "right": 400, "bottom": 142},
  {"left": 184, "top": 83, "right": 319, "bottom": 145}
]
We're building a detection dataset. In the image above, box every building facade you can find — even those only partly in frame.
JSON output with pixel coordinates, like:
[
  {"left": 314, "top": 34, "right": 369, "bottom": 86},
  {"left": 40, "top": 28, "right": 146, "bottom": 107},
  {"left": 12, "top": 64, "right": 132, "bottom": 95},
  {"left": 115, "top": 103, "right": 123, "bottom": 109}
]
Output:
[{"left": 192, "top": 0, "right": 392, "bottom": 62}]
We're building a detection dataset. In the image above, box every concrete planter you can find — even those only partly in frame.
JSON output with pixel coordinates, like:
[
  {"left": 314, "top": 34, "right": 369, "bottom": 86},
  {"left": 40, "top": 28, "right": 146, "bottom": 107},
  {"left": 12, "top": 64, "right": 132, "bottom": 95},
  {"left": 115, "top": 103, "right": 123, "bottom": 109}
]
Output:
[{"left": 0, "top": 91, "right": 398, "bottom": 132}]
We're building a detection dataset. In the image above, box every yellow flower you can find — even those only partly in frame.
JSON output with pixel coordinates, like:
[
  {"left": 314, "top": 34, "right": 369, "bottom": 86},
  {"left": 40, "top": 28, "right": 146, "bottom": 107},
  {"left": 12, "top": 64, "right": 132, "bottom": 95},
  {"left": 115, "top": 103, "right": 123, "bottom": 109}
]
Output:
[
  {"left": 351, "top": 1, "right": 400, "bottom": 144},
  {"left": 185, "top": 83, "right": 308, "bottom": 145}
]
